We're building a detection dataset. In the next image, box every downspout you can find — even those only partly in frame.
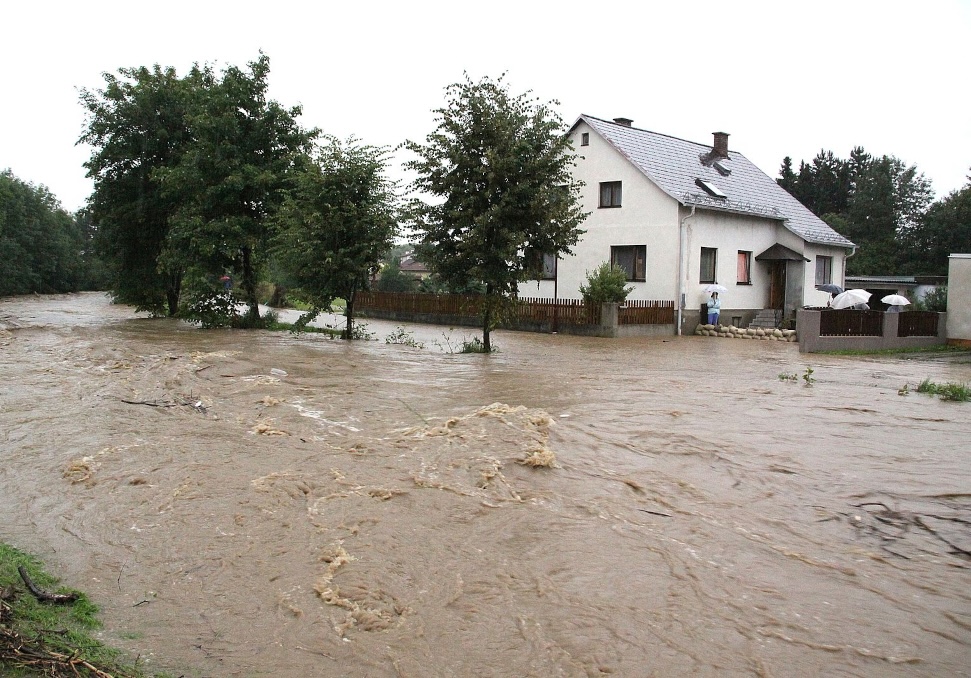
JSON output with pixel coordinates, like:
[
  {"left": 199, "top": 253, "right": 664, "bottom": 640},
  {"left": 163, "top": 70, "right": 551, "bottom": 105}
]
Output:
[
  {"left": 677, "top": 206, "right": 696, "bottom": 335},
  {"left": 842, "top": 246, "right": 857, "bottom": 288}
]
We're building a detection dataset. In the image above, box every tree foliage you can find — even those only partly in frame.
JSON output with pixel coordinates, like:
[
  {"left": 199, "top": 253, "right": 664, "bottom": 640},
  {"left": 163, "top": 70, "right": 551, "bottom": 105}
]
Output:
[
  {"left": 578, "top": 262, "right": 633, "bottom": 304},
  {"left": 79, "top": 64, "right": 199, "bottom": 315},
  {"left": 404, "top": 74, "right": 586, "bottom": 351},
  {"left": 0, "top": 170, "right": 96, "bottom": 296},
  {"left": 273, "top": 137, "right": 398, "bottom": 338},
  {"left": 902, "top": 174, "right": 971, "bottom": 275},
  {"left": 777, "top": 148, "right": 936, "bottom": 274},
  {"left": 80, "top": 54, "right": 315, "bottom": 322}
]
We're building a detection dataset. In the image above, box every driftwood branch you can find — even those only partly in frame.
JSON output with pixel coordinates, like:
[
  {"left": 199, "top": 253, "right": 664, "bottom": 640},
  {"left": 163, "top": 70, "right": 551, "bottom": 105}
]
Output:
[{"left": 17, "top": 566, "right": 79, "bottom": 604}]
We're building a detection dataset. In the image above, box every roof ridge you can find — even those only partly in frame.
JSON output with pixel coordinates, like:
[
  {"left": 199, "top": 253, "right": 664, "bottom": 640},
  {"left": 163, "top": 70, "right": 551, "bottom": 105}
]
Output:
[{"left": 580, "top": 114, "right": 726, "bottom": 154}]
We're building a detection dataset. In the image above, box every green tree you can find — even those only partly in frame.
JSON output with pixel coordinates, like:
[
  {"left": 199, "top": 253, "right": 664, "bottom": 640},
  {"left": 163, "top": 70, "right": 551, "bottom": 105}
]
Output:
[
  {"left": 79, "top": 64, "right": 199, "bottom": 315},
  {"left": 273, "top": 137, "right": 397, "bottom": 338},
  {"left": 376, "top": 256, "right": 419, "bottom": 293},
  {"left": 843, "top": 155, "right": 933, "bottom": 274},
  {"left": 903, "top": 174, "right": 971, "bottom": 275},
  {"left": 0, "top": 170, "right": 88, "bottom": 296},
  {"left": 404, "top": 74, "right": 586, "bottom": 352},
  {"left": 161, "top": 54, "right": 316, "bottom": 325}
]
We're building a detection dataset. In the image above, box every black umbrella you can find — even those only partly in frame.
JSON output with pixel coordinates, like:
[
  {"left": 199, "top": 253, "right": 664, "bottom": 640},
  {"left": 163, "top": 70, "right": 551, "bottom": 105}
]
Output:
[{"left": 817, "top": 284, "right": 844, "bottom": 295}]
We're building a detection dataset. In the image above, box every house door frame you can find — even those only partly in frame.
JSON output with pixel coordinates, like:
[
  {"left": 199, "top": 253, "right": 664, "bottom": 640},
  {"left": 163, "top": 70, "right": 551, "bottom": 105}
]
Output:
[{"left": 768, "top": 261, "right": 786, "bottom": 310}]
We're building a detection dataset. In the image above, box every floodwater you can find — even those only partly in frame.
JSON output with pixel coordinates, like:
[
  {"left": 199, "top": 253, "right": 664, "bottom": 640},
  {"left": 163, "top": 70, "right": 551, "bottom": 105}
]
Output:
[{"left": 1, "top": 292, "right": 970, "bottom": 678}]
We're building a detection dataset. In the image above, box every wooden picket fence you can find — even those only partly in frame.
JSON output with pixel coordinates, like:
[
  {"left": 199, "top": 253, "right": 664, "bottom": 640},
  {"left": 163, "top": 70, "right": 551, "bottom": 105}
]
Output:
[{"left": 354, "top": 292, "right": 675, "bottom": 328}]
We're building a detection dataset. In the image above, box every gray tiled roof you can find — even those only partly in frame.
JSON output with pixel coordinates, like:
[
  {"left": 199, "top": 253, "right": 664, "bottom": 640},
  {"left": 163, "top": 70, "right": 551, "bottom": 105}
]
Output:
[{"left": 578, "top": 115, "right": 855, "bottom": 248}]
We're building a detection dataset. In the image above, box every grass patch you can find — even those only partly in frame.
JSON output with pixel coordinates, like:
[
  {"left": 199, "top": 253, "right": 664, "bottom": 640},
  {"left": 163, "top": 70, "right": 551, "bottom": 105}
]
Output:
[
  {"left": 0, "top": 542, "right": 157, "bottom": 677},
  {"left": 915, "top": 379, "right": 971, "bottom": 402}
]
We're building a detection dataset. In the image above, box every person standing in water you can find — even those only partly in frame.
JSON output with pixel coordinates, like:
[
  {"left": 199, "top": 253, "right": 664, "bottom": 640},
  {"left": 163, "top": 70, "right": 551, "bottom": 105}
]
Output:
[{"left": 707, "top": 292, "right": 721, "bottom": 325}]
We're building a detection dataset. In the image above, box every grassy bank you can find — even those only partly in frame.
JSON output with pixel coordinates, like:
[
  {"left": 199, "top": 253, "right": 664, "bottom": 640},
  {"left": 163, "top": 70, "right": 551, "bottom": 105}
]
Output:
[{"left": 0, "top": 543, "right": 161, "bottom": 677}]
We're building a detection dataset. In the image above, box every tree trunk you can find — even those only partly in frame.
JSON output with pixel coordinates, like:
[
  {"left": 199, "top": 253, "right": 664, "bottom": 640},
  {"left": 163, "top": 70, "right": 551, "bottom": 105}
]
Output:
[
  {"left": 240, "top": 245, "right": 260, "bottom": 322},
  {"left": 482, "top": 288, "right": 493, "bottom": 352},
  {"left": 343, "top": 292, "right": 355, "bottom": 340}
]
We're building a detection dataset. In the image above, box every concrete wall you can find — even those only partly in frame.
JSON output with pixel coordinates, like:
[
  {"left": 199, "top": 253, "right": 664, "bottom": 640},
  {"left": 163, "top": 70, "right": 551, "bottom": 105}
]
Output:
[
  {"left": 797, "top": 309, "right": 947, "bottom": 353},
  {"left": 947, "top": 254, "right": 971, "bottom": 345}
]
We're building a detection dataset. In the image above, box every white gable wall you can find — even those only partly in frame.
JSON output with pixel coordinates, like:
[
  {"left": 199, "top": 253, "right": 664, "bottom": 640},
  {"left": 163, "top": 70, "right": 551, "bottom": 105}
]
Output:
[
  {"left": 521, "top": 120, "right": 682, "bottom": 300},
  {"left": 520, "top": 119, "right": 850, "bottom": 314}
]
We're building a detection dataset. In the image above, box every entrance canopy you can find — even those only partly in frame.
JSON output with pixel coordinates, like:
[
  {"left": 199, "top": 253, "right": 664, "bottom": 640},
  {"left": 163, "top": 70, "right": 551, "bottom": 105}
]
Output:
[{"left": 755, "top": 243, "right": 810, "bottom": 262}]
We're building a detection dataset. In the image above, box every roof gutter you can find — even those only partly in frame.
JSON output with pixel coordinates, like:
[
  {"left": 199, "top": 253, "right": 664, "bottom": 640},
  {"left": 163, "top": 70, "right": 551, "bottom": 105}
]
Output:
[{"left": 677, "top": 205, "right": 696, "bottom": 335}]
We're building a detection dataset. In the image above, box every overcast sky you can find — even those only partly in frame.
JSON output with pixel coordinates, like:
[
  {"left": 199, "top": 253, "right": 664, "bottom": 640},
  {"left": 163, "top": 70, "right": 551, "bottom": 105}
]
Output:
[{"left": 4, "top": 0, "right": 969, "bottom": 213}]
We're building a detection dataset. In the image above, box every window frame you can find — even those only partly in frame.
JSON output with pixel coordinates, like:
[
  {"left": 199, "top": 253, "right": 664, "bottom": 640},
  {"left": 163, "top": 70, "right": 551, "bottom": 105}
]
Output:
[
  {"left": 580, "top": 132, "right": 590, "bottom": 146},
  {"left": 610, "top": 245, "right": 646, "bottom": 282},
  {"left": 737, "top": 250, "right": 752, "bottom": 285},
  {"left": 599, "top": 181, "right": 622, "bottom": 208},
  {"left": 815, "top": 256, "right": 833, "bottom": 285},
  {"left": 700, "top": 247, "right": 717, "bottom": 284}
]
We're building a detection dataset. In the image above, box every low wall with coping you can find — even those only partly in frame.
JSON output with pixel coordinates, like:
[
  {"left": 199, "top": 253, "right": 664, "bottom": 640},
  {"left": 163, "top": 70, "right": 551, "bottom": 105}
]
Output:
[{"left": 796, "top": 309, "right": 947, "bottom": 353}]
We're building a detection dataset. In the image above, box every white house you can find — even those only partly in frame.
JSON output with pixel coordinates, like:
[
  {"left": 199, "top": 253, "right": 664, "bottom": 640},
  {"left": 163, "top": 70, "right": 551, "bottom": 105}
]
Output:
[{"left": 520, "top": 115, "right": 856, "bottom": 332}]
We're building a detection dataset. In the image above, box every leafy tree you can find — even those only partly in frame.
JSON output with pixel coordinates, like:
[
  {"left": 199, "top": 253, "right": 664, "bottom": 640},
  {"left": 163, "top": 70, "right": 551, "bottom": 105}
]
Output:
[
  {"left": 0, "top": 170, "right": 88, "bottom": 296},
  {"left": 161, "top": 54, "right": 316, "bottom": 325},
  {"left": 273, "top": 137, "right": 397, "bottom": 338},
  {"left": 901, "top": 174, "right": 971, "bottom": 275},
  {"left": 79, "top": 65, "right": 200, "bottom": 315},
  {"left": 843, "top": 155, "right": 933, "bottom": 274},
  {"left": 376, "top": 256, "right": 419, "bottom": 293},
  {"left": 578, "top": 262, "right": 632, "bottom": 304},
  {"left": 404, "top": 74, "right": 586, "bottom": 352}
]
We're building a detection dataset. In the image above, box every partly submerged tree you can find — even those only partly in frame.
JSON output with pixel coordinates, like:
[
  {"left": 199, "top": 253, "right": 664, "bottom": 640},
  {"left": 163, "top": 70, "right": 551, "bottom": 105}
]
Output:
[
  {"left": 161, "top": 54, "right": 316, "bottom": 325},
  {"left": 404, "top": 74, "right": 586, "bottom": 352},
  {"left": 273, "top": 137, "right": 398, "bottom": 338},
  {"left": 79, "top": 64, "right": 200, "bottom": 315}
]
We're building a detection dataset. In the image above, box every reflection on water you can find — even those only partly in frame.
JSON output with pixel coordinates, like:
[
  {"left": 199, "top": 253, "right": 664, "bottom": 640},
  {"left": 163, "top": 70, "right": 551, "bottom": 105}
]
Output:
[{"left": 2, "top": 293, "right": 970, "bottom": 677}]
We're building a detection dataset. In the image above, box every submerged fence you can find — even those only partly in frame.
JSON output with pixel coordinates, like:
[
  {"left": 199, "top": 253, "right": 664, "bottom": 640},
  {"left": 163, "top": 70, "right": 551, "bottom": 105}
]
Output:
[{"left": 354, "top": 291, "right": 676, "bottom": 334}]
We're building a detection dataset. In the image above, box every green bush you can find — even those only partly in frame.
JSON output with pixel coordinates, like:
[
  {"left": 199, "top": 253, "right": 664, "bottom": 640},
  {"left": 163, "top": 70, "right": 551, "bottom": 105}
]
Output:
[{"left": 579, "top": 262, "right": 633, "bottom": 304}]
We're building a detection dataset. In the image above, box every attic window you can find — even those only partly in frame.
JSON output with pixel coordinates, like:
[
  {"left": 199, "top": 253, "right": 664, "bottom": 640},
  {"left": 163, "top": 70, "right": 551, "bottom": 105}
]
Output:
[
  {"left": 581, "top": 132, "right": 589, "bottom": 146},
  {"left": 695, "top": 178, "right": 726, "bottom": 199},
  {"left": 713, "top": 160, "right": 731, "bottom": 176}
]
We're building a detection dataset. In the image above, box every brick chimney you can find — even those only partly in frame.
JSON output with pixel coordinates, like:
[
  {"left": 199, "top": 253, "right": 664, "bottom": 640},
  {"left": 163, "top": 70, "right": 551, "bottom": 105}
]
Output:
[
  {"left": 712, "top": 131, "right": 729, "bottom": 157},
  {"left": 613, "top": 117, "right": 633, "bottom": 127}
]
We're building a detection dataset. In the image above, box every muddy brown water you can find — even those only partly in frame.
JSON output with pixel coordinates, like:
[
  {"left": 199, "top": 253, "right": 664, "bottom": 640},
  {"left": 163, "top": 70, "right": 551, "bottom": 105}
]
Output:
[{"left": 1, "top": 292, "right": 969, "bottom": 677}]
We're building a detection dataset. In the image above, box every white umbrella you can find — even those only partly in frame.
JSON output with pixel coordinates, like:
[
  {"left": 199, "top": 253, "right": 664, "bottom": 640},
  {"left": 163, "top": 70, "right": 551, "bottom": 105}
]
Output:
[
  {"left": 831, "top": 289, "right": 871, "bottom": 309},
  {"left": 704, "top": 284, "right": 727, "bottom": 294},
  {"left": 881, "top": 294, "right": 911, "bottom": 306}
]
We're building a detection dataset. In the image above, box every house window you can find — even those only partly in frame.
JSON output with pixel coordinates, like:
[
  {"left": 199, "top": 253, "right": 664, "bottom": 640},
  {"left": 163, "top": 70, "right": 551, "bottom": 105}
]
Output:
[
  {"left": 737, "top": 251, "right": 752, "bottom": 284},
  {"left": 815, "top": 256, "right": 833, "bottom": 285},
  {"left": 599, "top": 181, "right": 622, "bottom": 208},
  {"left": 611, "top": 245, "right": 646, "bottom": 282},
  {"left": 540, "top": 253, "right": 557, "bottom": 280},
  {"left": 700, "top": 247, "right": 717, "bottom": 284},
  {"left": 581, "top": 132, "right": 589, "bottom": 146}
]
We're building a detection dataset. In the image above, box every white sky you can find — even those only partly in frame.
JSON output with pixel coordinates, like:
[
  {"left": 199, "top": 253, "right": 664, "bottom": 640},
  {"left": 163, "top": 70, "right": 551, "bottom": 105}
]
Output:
[{"left": 4, "top": 0, "right": 969, "bottom": 213}]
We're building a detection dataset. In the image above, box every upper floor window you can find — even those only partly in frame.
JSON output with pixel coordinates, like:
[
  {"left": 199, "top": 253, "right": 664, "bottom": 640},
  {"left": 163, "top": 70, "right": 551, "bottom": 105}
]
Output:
[
  {"left": 737, "top": 251, "right": 752, "bottom": 284},
  {"left": 581, "top": 132, "right": 589, "bottom": 146},
  {"left": 700, "top": 247, "right": 717, "bottom": 284},
  {"left": 815, "top": 256, "right": 833, "bottom": 285},
  {"left": 540, "top": 252, "right": 557, "bottom": 280},
  {"left": 599, "top": 181, "right": 622, "bottom": 208},
  {"left": 611, "top": 245, "right": 646, "bottom": 282}
]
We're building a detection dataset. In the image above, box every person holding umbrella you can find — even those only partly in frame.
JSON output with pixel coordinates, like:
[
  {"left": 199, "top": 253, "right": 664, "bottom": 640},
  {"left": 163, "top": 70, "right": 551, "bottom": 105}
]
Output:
[{"left": 707, "top": 292, "right": 721, "bottom": 325}]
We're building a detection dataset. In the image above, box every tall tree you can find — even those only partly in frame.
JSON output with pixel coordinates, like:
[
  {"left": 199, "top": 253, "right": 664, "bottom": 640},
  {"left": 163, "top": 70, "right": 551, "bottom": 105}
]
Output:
[
  {"left": 0, "top": 170, "right": 88, "bottom": 296},
  {"left": 843, "top": 155, "right": 933, "bottom": 274},
  {"left": 160, "top": 54, "right": 316, "bottom": 325},
  {"left": 273, "top": 137, "right": 398, "bottom": 338},
  {"left": 404, "top": 74, "right": 586, "bottom": 351},
  {"left": 902, "top": 172, "right": 971, "bottom": 275},
  {"left": 79, "top": 65, "right": 199, "bottom": 315}
]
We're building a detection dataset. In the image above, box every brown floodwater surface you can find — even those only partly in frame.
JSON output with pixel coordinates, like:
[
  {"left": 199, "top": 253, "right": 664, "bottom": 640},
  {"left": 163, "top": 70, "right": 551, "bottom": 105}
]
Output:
[{"left": 1, "top": 293, "right": 970, "bottom": 677}]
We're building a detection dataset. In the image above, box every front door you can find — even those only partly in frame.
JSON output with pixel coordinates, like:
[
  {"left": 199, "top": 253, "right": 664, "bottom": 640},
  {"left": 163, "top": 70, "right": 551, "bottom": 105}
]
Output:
[{"left": 768, "top": 262, "right": 786, "bottom": 310}]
